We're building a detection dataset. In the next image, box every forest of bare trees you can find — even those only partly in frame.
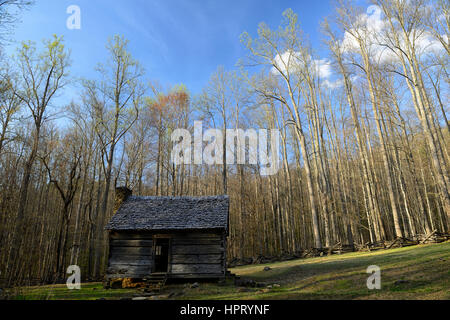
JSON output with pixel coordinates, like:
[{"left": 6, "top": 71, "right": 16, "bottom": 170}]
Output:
[{"left": 0, "top": 0, "right": 448, "bottom": 287}]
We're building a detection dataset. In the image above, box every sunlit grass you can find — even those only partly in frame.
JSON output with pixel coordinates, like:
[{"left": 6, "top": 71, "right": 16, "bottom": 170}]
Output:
[
  {"left": 6, "top": 242, "right": 449, "bottom": 300},
  {"left": 9, "top": 282, "right": 136, "bottom": 300}
]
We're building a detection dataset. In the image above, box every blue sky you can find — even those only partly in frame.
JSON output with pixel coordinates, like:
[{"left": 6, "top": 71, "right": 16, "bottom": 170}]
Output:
[{"left": 6, "top": 0, "right": 348, "bottom": 103}]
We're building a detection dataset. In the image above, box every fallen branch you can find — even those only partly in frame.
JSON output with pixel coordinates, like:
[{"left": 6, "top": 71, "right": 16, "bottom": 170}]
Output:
[
  {"left": 387, "top": 238, "right": 401, "bottom": 250},
  {"left": 420, "top": 230, "right": 437, "bottom": 244}
]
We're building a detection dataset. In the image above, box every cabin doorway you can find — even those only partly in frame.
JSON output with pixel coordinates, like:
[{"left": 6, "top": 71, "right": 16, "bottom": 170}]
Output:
[{"left": 153, "top": 238, "right": 170, "bottom": 273}]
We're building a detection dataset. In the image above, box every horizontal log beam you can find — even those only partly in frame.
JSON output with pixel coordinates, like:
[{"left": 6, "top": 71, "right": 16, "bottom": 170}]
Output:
[
  {"left": 171, "top": 254, "right": 223, "bottom": 264},
  {"left": 109, "top": 259, "right": 152, "bottom": 266},
  {"left": 110, "top": 247, "right": 153, "bottom": 255},
  {"left": 110, "top": 232, "right": 154, "bottom": 240},
  {"left": 171, "top": 263, "right": 224, "bottom": 274},
  {"left": 172, "top": 245, "right": 224, "bottom": 255},
  {"left": 172, "top": 239, "right": 222, "bottom": 245},
  {"left": 110, "top": 240, "right": 153, "bottom": 247}
]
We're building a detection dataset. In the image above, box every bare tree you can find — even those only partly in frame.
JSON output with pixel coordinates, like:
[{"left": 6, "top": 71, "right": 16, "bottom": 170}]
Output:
[
  {"left": 240, "top": 9, "right": 323, "bottom": 249},
  {"left": 0, "top": 0, "right": 34, "bottom": 47},
  {"left": 6, "top": 35, "right": 70, "bottom": 285}
]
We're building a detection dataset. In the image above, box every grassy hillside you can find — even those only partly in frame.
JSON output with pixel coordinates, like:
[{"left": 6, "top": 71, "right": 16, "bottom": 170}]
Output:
[{"left": 6, "top": 242, "right": 449, "bottom": 300}]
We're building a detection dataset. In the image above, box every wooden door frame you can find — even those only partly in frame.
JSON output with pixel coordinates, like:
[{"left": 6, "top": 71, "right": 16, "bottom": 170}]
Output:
[{"left": 152, "top": 235, "right": 172, "bottom": 274}]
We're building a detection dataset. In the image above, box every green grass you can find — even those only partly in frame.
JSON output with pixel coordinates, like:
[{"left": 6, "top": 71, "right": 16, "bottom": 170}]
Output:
[
  {"left": 6, "top": 282, "right": 137, "bottom": 300},
  {"left": 6, "top": 242, "right": 450, "bottom": 300}
]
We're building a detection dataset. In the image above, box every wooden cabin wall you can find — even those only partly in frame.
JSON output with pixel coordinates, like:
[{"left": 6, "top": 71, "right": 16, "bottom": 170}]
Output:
[
  {"left": 106, "top": 230, "right": 227, "bottom": 280},
  {"left": 107, "top": 232, "right": 154, "bottom": 279},
  {"left": 169, "top": 232, "right": 226, "bottom": 278}
]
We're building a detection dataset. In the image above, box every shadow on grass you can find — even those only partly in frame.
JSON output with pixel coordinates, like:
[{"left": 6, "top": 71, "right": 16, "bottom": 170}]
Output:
[
  {"left": 9, "top": 242, "right": 450, "bottom": 300},
  {"left": 242, "top": 243, "right": 449, "bottom": 283},
  {"left": 228, "top": 243, "right": 450, "bottom": 300}
]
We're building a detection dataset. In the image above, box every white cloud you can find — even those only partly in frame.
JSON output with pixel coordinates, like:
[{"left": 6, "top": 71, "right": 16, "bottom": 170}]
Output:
[
  {"left": 340, "top": 5, "right": 446, "bottom": 65},
  {"left": 315, "top": 59, "right": 332, "bottom": 79},
  {"left": 271, "top": 52, "right": 333, "bottom": 80},
  {"left": 323, "top": 79, "right": 344, "bottom": 89},
  {"left": 271, "top": 51, "right": 301, "bottom": 75},
  {"left": 415, "top": 33, "right": 447, "bottom": 56}
]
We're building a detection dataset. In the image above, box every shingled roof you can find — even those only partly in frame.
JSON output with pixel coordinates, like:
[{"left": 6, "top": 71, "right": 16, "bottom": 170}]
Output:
[{"left": 105, "top": 195, "right": 229, "bottom": 231}]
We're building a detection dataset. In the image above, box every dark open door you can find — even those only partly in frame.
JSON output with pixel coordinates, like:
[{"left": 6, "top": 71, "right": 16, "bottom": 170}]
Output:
[{"left": 153, "top": 238, "right": 170, "bottom": 273}]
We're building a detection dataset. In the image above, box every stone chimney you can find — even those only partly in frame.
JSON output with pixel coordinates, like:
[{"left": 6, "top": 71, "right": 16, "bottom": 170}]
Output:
[{"left": 114, "top": 187, "right": 132, "bottom": 213}]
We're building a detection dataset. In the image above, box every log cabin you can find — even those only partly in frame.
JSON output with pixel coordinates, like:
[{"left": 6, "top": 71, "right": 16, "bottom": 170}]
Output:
[{"left": 104, "top": 187, "right": 230, "bottom": 285}]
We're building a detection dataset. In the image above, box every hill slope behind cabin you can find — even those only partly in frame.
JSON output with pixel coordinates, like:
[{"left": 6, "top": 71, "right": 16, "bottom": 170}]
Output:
[{"left": 7, "top": 242, "right": 450, "bottom": 300}]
